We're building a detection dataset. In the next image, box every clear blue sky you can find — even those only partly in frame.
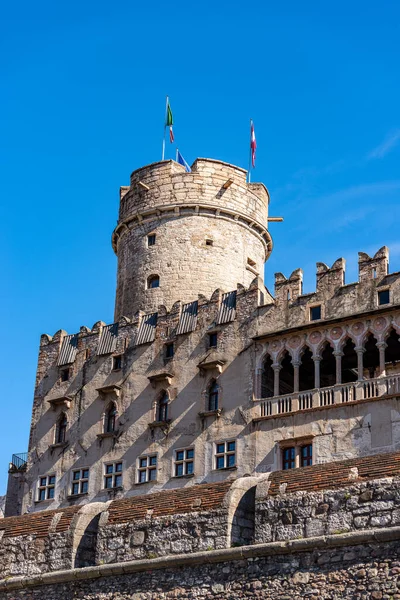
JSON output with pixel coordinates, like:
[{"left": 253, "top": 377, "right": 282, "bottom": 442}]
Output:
[{"left": 1, "top": 1, "right": 399, "bottom": 494}]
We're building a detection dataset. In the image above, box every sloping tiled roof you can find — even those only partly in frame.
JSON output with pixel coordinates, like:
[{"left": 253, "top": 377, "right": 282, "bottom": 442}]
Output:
[
  {"left": 0, "top": 506, "right": 80, "bottom": 539},
  {"left": 106, "top": 480, "right": 233, "bottom": 524},
  {"left": 267, "top": 450, "right": 400, "bottom": 496}
]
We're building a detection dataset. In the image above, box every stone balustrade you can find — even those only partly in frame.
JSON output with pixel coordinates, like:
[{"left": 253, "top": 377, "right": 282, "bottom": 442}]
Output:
[{"left": 257, "top": 373, "right": 400, "bottom": 419}]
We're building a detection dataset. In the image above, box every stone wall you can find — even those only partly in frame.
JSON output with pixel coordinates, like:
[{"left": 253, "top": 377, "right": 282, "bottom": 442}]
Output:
[{"left": 2, "top": 531, "right": 400, "bottom": 599}]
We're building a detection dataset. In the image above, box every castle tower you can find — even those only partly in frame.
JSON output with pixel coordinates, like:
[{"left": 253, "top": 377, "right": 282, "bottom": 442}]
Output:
[{"left": 112, "top": 158, "right": 272, "bottom": 319}]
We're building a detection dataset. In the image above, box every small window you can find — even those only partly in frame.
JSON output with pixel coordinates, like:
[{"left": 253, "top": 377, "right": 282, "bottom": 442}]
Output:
[
  {"left": 137, "top": 455, "right": 157, "bottom": 483},
  {"left": 205, "top": 239, "right": 213, "bottom": 246},
  {"left": 148, "top": 234, "right": 156, "bottom": 247},
  {"left": 378, "top": 289, "right": 390, "bottom": 306},
  {"left": 282, "top": 447, "right": 295, "bottom": 470},
  {"left": 105, "top": 403, "right": 117, "bottom": 433},
  {"left": 157, "top": 392, "right": 169, "bottom": 422},
  {"left": 300, "top": 444, "right": 313, "bottom": 467},
  {"left": 215, "top": 440, "right": 236, "bottom": 470},
  {"left": 60, "top": 367, "right": 70, "bottom": 382},
  {"left": 147, "top": 275, "right": 160, "bottom": 289},
  {"left": 103, "top": 462, "right": 123, "bottom": 489},
  {"left": 372, "top": 267, "right": 377, "bottom": 279},
  {"left": 247, "top": 258, "right": 256, "bottom": 267},
  {"left": 112, "top": 355, "right": 122, "bottom": 371},
  {"left": 71, "top": 469, "right": 89, "bottom": 496},
  {"left": 38, "top": 474, "right": 56, "bottom": 501},
  {"left": 208, "top": 332, "right": 218, "bottom": 348},
  {"left": 174, "top": 448, "right": 194, "bottom": 477},
  {"left": 84, "top": 348, "right": 90, "bottom": 360},
  {"left": 165, "top": 343, "right": 174, "bottom": 359},
  {"left": 208, "top": 381, "right": 219, "bottom": 411},
  {"left": 55, "top": 413, "right": 67, "bottom": 444},
  {"left": 310, "top": 305, "right": 321, "bottom": 321}
]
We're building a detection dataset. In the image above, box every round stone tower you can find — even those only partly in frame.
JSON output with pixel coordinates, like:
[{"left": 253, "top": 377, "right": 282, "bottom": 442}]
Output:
[{"left": 112, "top": 158, "right": 273, "bottom": 319}]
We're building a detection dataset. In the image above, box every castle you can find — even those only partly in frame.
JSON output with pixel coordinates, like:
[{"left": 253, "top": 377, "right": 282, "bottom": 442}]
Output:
[{"left": 2, "top": 158, "right": 400, "bottom": 599}]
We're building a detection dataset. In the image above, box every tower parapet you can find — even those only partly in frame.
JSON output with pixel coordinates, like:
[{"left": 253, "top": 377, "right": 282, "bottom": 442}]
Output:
[{"left": 112, "top": 158, "right": 272, "bottom": 319}]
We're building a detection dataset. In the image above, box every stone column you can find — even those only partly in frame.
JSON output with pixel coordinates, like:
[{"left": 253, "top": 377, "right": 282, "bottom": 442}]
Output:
[
  {"left": 377, "top": 342, "right": 387, "bottom": 376},
  {"left": 254, "top": 368, "right": 263, "bottom": 399},
  {"left": 313, "top": 355, "right": 321, "bottom": 389},
  {"left": 293, "top": 361, "right": 301, "bottom": 393},
  {"left": 333, "top": 351, "right": 343, "bottom": 385},
  {"left": 356, "top": 347, "right": 365, "bottom": 381},
  {"left": 295, "top": 445, "right": 300, "bottom": 469},
  {"left": 272, "top": 364, "right": 281, "bottom": 397}
]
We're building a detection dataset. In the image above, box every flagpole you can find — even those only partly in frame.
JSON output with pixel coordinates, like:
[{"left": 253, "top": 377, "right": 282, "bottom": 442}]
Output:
[
  {"left": 247, "top": 119, "right": 253, "bottom": 183},
  {"left": 162, "top": 95, "right": 169, "bottom": 161},
  {"left": 176, "top": 148, "right": 178, "bottom": 162}
]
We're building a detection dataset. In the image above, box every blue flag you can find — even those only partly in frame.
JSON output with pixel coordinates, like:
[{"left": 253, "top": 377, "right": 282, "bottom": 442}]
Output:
[{"left": 177, "top": 150, "right": 191, "bottom": 172}]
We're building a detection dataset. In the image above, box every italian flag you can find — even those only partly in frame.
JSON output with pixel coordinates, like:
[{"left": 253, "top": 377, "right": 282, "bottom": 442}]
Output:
[{"left": 166, "top": 101, "right": 174, "bottom": 143}]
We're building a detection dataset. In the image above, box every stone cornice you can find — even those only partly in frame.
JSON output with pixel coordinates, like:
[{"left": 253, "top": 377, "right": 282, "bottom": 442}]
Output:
[{"left": 112, "top": 202, "right": 273, "bottom": 259}]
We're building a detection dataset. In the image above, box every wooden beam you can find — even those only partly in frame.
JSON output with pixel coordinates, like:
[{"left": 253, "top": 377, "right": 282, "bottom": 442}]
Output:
[
  {"left": 222, "top": 179, "right": 234, "bottom": 189},
  {"left": 268, "top": 217, "right": 284, "bottom": 222},
  {"left": 138, "top": 181, "right": 150, "bottom": 191}
]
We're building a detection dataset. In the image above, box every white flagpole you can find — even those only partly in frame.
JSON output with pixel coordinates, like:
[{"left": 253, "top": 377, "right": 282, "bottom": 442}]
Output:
[
  {"left": 247, "top": 119, "right": 253, "bottom": 183},
  {"left": 176, "top": 148, "right": 178, "bottom": 162},
  {"left": 162, "top": 95, "right": 169, "bottom": 160}
]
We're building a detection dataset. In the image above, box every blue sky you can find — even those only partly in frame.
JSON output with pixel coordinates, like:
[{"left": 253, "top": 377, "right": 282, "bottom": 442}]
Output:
[{"left": 1, "top": 0, "right": 399, "bottom": 494}]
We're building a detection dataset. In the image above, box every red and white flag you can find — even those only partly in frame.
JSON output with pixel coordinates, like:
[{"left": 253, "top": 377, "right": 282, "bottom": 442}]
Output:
[{"left": 250, "top": 120, "right": 257, "bottom": 168}]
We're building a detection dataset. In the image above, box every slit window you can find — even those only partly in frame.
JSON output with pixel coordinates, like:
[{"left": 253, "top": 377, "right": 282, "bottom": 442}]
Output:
[
  {"left": 104, "top": 462, "right": 123, "bottom": 489},
  {"left": 38, "top": 474, "right": 56, "bottom": 501},
  {"left": 208, "top": 332, "right": 218, "bottom": 348},
  {"left": 215, "top": 440, "right": 236, "bottom": 470},
  {"left": 55, "top": 414, "right": 67, "bottom": 444},
  {"left": 378, "top": 290, "right": 390, "bottom": 306},
  {"left": 157, "top": 392, "right": 169, "bottom": 422},
  {"left": 137, "top": 455, "right": 157, "bottom": 483},
  {"left": 105, "top": 403, "right": 117, "bottom": 433},
  {"left": 310, "top": 305, "right": 321, "bottom": 321},
  {"left": 165, "top": 343, "right": 174, "bottom": 359},
  {"left": 208, "top": 381, "right": 219, "bottom": 411},
  {"left": 71, "top": 469, "right": 89, "bottom": 495},
  {"left": 205, "top": 239, "right": 213, "bottom": 246},
  {"left": 147, "top": 234, "right": 156, "bottom": 246},
  {"left": 174, "top": 448, "right": 194, "bottom": 477}
]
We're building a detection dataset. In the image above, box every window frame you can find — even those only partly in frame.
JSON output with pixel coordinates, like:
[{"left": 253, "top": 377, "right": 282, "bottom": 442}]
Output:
[
  {"left": 147, "top": 233, "right": 156, "bottom": 247},
  {"left": 174, "top": 447, "right": 194, "bottom": 477},
  {"left": 71, "top": 468, "right": 90, "bottom": 496},
  {"left": 59, "top": 367, "right": 70, "bottom": 382},
  {"left": 37, "top": 474, "right": 56, "bottom": 501},
  {"left": 157, "top": 392, "right": 169, "bottom": 422},
  {"left": 55, "top": 413, "right": 67, "bottom": 444},
  {"left": 147, "top": 275, "right": 160, "bottom": 289},
  {"left": 378, "top": 289, "right": 390, "bottom": 306},
  {"left": 208, "top": 381, "right": 219, "bottom": 411},
  {"left": 208, "top": 332, "right": 218, "bottom": 349},
  {"left": 280, "top": 439, "right": 313, "bottom": 470},
  {"left": 137, "top": 454, "right": 157, "bottom": 484},
  {"left": 309, "top": 305, "right": 322, "bottom": 321},
  {"left": 112, "top": 355, "right": 123, "bottom": 371},
  {"left": 103, "top": 461, "right": 123, "bottom": 489},
  {"left": 104, "top": 402, "right": 117, "bottom": 434},
  {"left": 165, "top": 342, "right": 174, "bottom": 359},
  {"left": 215, "top": 440, "right": 236, "bottom": 470}
]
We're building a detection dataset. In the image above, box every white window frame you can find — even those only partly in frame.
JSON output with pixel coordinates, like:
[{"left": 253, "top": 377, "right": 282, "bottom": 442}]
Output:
[
  {"left": 71, "top": 468, "right": 90, "bottom": 496},
  {"left": 37, "top": 474, "right": 56, "bottom": 501},
  {"left": 215, "top": 440, "right": 236, "bottom": 470},
  {"left": 174, "top": 447, "right": 194, "bottom": 477},
  {"left": 103, "top": 461, "right": 123, "bottom": 489},
  {"left": 137, "top": 454, "right": 157, "bottom": 483}
]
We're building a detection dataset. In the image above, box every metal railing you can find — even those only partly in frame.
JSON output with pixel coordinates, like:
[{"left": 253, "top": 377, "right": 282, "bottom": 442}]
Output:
[
  {"left": 9, "top": 452, "right": 28, "bottom": 472},
  {"left": 258, "top": 373, "right": 400, "bottom": 419}
]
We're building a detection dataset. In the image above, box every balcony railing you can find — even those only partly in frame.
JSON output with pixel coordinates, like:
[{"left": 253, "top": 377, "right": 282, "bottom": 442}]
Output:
[
  {"left": 9, "top": 452, "right": 28, "bottom": 472},
  {"left": 258, "top": 374, "right": 400, "bottom": 418}
]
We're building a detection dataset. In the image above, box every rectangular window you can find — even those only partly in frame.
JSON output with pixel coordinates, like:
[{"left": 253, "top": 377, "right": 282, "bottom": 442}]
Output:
[
  {"left": 60, "top": 367, "right": 70, "bottom": 382},
  {"left": 300, "top": 444, "right": 313, "bottom": 467},
  {"left": 148, "top": 234, "right": 156, "bottom": 246},
  {"left": 38, "top": 474, "right": 56, "bottom": 501},
  {"left": 282, "top": 447, "right": 295, "bottom": 470},
  {"left": 165, "top": 343, "right": 174, "bottom": 359},
  {"left": 208, "top": 332, "right": 218, "bottom": 348},
  {"left": 310, "top": 305, "right": 321, "bottom": 321},
  {"left": 103, "top": 462, "right": 123, "bottom": 489},
  {"left": 205, "top": 238, "right": 213, "bottom": 246},
  {"left": 137, "top": 455, "right": 157, "bottom": 483},
  {"left": 378, "top": 289, "right": 390, "bottom": 306},
  {"left": 112, "top": 355, "right": 122, "bottom": 371},
  {"left": 215, "top": 440, "right": 236, "bottom": 470},
  {"left": 71, "top": 469, "right": 89, "bottom": 495},
  {"left": 174, "top": 448, "right": 194, "bottom": 477}
]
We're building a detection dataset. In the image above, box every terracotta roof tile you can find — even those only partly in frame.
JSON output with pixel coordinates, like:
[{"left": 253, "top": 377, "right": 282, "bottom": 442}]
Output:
[{"left": 0, "top": 506, "right": 80, "bottom": 539}]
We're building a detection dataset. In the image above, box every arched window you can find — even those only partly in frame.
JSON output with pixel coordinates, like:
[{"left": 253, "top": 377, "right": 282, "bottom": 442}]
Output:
[
  {"left": 157, "top": 392, "right": 169, "bottom": 422},
  {"left": 56, "top": 413, "right": 67, "bottom": 444},
  {"left": 105, "top": 403, "right": 117, "bottom": 433},
  {"left": 208, "top": 381, "right": 219, "bottom": 411},
  {"left": 261, "top": 356, "right": 274, "bottom": 398},
  {"left": 147, "top": 275, "right": 160, "bottom": 289}
]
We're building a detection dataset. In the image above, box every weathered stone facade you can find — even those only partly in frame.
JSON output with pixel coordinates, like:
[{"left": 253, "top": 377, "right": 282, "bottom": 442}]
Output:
[{"left": 4, "top": 156, "right": 400, "bottom": 596}]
